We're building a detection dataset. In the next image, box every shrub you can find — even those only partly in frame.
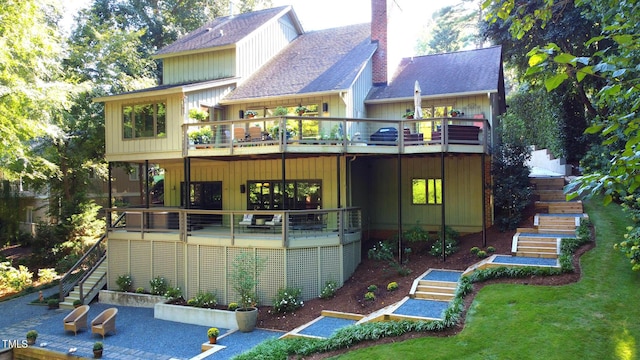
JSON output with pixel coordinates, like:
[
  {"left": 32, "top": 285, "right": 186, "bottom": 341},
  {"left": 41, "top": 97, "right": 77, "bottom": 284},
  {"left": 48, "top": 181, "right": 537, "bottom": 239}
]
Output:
[
  {"left": 37, "top": 268, "right": 57, "bottom": 283},
  {"left": 0, "top": 262, "right": 33, "bottom": 291},
  {"left": 477, "top": 250, "right": 488, "bottom": 258},
  {"left": 387, "top": 281, "right": 399, "bottom": 291},
  {"left": 188, "top": 291, "right": 217, "bottom": 308},
  {"left": 149, "top": 276, "right": 168, "bottom": 295},
  {"left": 368, "top": 241, "right": 412, "bottom": 276},
  {"left": 164, "top": 286, "right": 182, "bottom": 301},
  {"left": 135, "top": 287, "right": 145, "bottom": 293},
  {"left": 93, "top": 341, "right": 103, "bottom": 351},
  {"left": 402, "top": 224, "right": 430, "bottom": 243},
  {"left": 364, "top": 291, "right": 375, "bottom": 301},
  {"left": 486, "top": 246, "right": 496, "bottom": 254},
  {"left": 470, "top": 246, "right": 481, "bottom": 255},
  {"left": 273, "top": 287, "right": 304, "bottom": 314},
  {"left": 115, "top": 274, "right": 132, "bottom": 292},
  {"left": 227, "top": 302, "right": 239, "bottom": 311},
  {"left": 430, "top": 238, "right": 459, "bottom": 257},
  {"left": 319, "top": 280, "right": 338, "bottom": 299},
  {"left": 367, "top": 284, "right": 378, "bottom": 292},
  {"left": 207, "top": 327, "right": 220, "bottom": 338},
  {"left": 73, "top": 299, "right": 82, "bottom": 307}
]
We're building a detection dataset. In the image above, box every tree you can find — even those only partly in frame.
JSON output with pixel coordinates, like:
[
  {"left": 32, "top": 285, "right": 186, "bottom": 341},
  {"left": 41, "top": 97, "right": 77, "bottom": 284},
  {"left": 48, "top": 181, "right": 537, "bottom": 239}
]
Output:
[
  {"left": 483, "top": 0, "right": 640, "bottom": 269},
  {"left": 415, "top": 3, "right": 478, "bottom": 55}
]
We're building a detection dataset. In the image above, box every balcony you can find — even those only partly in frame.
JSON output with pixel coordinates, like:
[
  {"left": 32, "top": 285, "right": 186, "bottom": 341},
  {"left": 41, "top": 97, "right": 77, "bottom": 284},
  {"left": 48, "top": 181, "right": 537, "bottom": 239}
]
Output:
[
  {"left": 107, "top": 207, "right": 362, "bottom": 249},
  {"left": 183, "top": 116, "right": 490, "bottom": 158}
]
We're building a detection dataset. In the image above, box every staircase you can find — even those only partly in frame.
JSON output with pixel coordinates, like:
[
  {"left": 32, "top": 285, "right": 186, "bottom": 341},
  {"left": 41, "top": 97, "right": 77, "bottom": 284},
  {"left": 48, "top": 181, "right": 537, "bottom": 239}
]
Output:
[
  {"left": 60, "top": 261, "right": 107, "bottom": 309},
  {"left": 412, "top": 278, "right": 457, "bottom": 301},
  {"left": 512, "top": 176, "right": 586, "bottom": 259}
]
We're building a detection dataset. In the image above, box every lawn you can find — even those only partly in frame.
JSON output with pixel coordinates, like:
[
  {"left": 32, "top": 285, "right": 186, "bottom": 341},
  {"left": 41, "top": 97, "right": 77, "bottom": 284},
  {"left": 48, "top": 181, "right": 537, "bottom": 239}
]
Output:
[{"left": 333, "top": 199, "right": 640, "bottom": 360}]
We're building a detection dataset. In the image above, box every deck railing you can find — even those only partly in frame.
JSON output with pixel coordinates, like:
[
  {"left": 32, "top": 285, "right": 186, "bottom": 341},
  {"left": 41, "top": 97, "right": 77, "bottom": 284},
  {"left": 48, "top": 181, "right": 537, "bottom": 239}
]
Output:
[
  {"left": 107, "top": 207, "right": 362, "bottom": 246},
  {"left": 183, "top": 116, "right": 490, "bottom": 155}
]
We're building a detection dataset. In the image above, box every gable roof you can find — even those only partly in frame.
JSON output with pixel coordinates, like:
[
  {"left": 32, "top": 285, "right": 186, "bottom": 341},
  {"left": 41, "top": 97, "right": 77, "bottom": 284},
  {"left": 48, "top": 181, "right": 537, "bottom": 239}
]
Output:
[
  {"left": 366, "top": 45, "right": 503, "bottom": 103},
  {"left": 155, "top": 6, "right": 297, "bottom": 58},
  {"left": 221, "top": 23, "right": 376, "bottom": 103}
]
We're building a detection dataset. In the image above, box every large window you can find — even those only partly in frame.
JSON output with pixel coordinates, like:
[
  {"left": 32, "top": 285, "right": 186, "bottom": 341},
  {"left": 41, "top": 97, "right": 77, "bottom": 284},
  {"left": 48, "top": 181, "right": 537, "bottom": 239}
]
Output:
[
  {"left": 123, "top": 102, "right": 166, "bottom": 139},
  {"left": 247, "top": 180, "right": 321, "bottom": 210},
  {"left": 412, "top": 178, "right": 442, "bottom": 205}
]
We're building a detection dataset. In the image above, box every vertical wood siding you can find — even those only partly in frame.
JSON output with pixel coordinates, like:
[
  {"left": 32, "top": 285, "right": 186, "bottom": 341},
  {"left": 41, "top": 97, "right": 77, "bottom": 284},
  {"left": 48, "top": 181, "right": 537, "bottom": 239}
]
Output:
[{"left": 162, "top": 48, "right": 236, "bottom": 85}]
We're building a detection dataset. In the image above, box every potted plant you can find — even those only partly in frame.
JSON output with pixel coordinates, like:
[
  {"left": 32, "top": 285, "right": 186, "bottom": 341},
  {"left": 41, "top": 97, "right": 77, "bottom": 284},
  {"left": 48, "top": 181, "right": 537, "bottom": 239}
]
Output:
[
  {"left": 207, "top": 327, "right": 220, "bottom": 344},
  {"left": 295, "top": 105, "right": 308, "bottom": 116},
  {"left": 26, "top": 330, "right": 37, "bottom": 345},
  {"left": 48, "top": 298, "right": 59, "bottom": 309},
  {"left": 189, "top": 126, "right": 214, "bottom": 146},
  {"left": 449, "top": 109, "right": 463, "bottom": 117},
  {"left": 402, "top": 110, "right": 415, "bottom": 119},
  {"left": 246, "top": 110, "right": 258, "bottom": 119},
  {"left": 188, "top": 108, "right": 209, "bottom": 122},
  {"left": 273, "top": 106, "right": 288, "bottom": 116},
  {"left": 230, "top": 251, "right": 267, "bottom": 332},
  {"left": 73, "top": 299, "right": 82, "bottom": 308},
  {"left": 93, "top": 341, "right": 103, "bottom": 358}
]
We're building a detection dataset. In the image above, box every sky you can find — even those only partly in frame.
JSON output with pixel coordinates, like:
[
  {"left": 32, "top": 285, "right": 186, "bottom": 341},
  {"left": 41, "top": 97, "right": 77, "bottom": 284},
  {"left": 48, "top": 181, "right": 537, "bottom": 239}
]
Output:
[{"left": 62, "top": 0, "right": 462, "bottom": 61}]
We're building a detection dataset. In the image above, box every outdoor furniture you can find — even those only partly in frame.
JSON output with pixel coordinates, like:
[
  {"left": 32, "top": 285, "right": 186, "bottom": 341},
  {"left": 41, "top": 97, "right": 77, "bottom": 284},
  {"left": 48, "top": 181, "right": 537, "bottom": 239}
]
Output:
[
  {"left": 238, "top": 214, "right": 253, "bottom": 226},
  {"left": 265, "top": 214, "right": 282, "bottom": 226},
  {"left": 234, "top": 127, "right": 246, "bottom": 142},
  {"left": 63, "top": 305, "right": 90, "bottom": 336},
  {"left": 431, "top": 125, "right": 480, "bottom": 143},
  {"left": 403, "top": 128, "right": 424, "bottom": 142},
  {"left": 91, "top": 307, "right": 118, "bottom": 339},
  {"left": 249, "top": 126, "right": 262, "bottom": 142}
]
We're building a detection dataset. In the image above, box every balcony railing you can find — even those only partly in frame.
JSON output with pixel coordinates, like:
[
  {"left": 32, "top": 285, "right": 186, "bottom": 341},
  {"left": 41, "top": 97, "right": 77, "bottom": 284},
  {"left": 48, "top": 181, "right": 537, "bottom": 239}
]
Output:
[
  {"left": 107, "top": 207, "right": 362, "bottom": 247},
  {"left": 183, "top": 116, "right": 490, "bottom": 156}
]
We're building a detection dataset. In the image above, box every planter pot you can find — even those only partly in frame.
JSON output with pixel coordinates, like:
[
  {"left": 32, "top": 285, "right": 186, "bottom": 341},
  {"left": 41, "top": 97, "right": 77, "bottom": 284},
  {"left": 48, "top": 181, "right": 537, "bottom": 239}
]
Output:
[
  {"left": 26, "top": 338, "right": 36, "bottom": 345},
  {"left": 235, "top": 307, "right": 258, "bottom": 333},
  {"left": 93, "top": 349, "right": 103, "bottom": 358},
  {"left": 208, "top": 336, "right": 217, "bottom": 344}
]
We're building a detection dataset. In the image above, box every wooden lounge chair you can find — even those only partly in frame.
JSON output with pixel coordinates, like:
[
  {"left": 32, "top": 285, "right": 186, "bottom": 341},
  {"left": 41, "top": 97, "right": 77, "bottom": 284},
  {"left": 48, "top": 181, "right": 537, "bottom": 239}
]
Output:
[
  {"left": 234, "top": 127, "right": 246, "bottom": 142},
  {"left": 63, "top": 305, "right": 90, "bottom": 335},
  {"left": 238, "top": 214, "right": 253, "bottom": 226},
  {"left": 248, "top": 126, "right": 262, "bottom": 142},
  {"left": 91, "top": 307, "right": 118, "bottom": 339}
]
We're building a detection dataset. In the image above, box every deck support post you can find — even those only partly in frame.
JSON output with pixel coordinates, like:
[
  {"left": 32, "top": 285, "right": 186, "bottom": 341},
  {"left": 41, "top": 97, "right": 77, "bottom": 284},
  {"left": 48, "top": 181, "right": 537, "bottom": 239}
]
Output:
[
  {"left": 441, "top": 152, "right": 446, "bottom": 262},
  {"left": 397, "top": 153, "right": 402, "bottom": 264}
]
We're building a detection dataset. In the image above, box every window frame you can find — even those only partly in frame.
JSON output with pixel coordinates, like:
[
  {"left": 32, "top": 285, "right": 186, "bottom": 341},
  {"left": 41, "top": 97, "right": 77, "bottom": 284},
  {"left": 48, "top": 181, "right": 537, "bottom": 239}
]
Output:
[
  {"left": 122, "top": 101, "right": 167, "bottom": 139},
  {"left": 412, "top": 177, "right": 442, "bottom": 205}
]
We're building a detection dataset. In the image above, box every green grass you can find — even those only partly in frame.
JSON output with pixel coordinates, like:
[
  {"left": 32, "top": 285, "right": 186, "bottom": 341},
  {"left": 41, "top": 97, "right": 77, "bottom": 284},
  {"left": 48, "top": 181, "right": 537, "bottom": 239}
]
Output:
[{"left": 333, "top": 199, "right": 640, "bottom": 360}]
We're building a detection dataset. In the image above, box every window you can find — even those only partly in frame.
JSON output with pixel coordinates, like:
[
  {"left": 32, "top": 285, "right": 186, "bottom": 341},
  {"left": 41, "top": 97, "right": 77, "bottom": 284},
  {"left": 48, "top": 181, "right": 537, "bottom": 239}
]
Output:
[
  {"left": 412, "top": 178, "right": 442, "bottom": 205},
  {"left": 129, "top": 167, "right": 139, "bottom": 181},
  {"left": 422, "top": 105, "right": 453, "bottom": 118},
  {"left": 247, "top": 180, "right": 321, "bottom": 210},
  {"left": 123, "top": 102, "right": 166, "bottom": 139}
]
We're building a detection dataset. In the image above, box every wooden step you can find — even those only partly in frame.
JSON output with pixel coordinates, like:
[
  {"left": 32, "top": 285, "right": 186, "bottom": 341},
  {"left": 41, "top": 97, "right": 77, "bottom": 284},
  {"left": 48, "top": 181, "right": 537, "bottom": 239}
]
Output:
[
  {"left": 416, "top": 284, "right": 456, "bottom": 294},
  {"left": 418, "top": 280, "right": 458, "bottom": 288},
  {"left": 414, "top": 291, "right": 455, "bottom": 301},
  {"left": 530, "top": 177, "right": 565, "bottom": 188},
  {"left": 548, "top": 201, "right": 583, "bottom": 214},
  {"left": 516, "top": 251, "right": 558, "bottom": 259},
  {"left": 517, "top": 246, "right": 557, "bottom": 253},
  {"left": 536, "top": 190, "right": 567, "bottom": 201}
]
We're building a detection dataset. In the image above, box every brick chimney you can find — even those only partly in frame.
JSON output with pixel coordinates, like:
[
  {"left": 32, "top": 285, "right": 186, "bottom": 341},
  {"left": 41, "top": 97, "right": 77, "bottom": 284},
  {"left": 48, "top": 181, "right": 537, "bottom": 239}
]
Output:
[{"left": 371, "top": 0, "right": 388, "bottom": 86}]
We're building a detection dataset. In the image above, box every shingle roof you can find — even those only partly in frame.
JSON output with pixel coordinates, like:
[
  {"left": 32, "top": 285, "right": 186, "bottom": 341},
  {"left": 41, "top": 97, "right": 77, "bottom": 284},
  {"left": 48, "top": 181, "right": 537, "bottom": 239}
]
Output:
[
  {"left": 367, "top": 45, "right": 503, "bottom": 102},
  {"left": 222, "top": 23, "right": 376, "bottom": 102},
  {"left": 155, "top": 6, "right": 292, "bottom": 57}
]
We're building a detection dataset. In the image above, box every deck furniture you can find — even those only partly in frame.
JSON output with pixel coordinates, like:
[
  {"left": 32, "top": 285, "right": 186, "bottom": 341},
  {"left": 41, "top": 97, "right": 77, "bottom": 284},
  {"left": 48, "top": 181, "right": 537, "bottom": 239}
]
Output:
[
  {"left": 431, "top": 125, "right": 480, "bottom": 143},
  {"left": 234, "top": 127, "right": 246, "bottom": 142},
  {"left": 403, "top": 128, "right": 424, "bottom": 142},
  {"left": 91, "top": 308, "right": 118, "bottom": 339},
  {"left": 238, "top": 214, "right": 253, "bottom": 226},
  {"left": 265, "top": 214, "right": 282, "bottom": 226},
  {"left": 63, "top": 305, "right": 90, "bottom": 336}
]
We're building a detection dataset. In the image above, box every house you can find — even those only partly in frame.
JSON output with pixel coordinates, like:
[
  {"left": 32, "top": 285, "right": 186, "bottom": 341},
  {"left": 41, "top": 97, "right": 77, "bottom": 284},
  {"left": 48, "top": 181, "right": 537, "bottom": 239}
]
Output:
[{"left": 87, "top": 0, "right": 506, "bottom": 306}]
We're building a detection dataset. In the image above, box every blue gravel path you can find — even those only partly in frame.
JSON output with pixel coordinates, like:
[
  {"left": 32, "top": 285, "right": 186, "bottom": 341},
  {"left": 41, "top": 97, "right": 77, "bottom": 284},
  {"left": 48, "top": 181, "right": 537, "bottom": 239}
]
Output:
[
  {"left": 422, "top": 270, "right": 463, "bottom": 282},
  {"left": 393, "top": 299, "right": 449, "bottom": 319},
  {"left": 492, "top": 256, "right": 558, "bottom": 267},
  {"left": 0, "top": 289, "right": 284, "bottom": 360},
  {"left": 298, "top": 317, "right": 356, "bottom": 338}
]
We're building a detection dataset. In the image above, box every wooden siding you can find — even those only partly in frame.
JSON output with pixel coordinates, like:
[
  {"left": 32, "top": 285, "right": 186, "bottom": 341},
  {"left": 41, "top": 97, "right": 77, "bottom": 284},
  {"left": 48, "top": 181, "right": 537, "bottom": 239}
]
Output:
[
  {"left": 185, "top": 85, "right": 235, "bottom": 117},
  {"left": 367, "top": 94, "right": 491, "bottom": 121},
  {"left": 162, "top": 48, "right": 236, "bottom": 85},
  {"left": 161, "top": 156, "right": 346, "bottom": 210},
  {"left": 104, "top": 95, "right": 184, "bottom": 162},
  {"left": 236, "top": 16, "right": 300, "bottom": 81},
  {"left": 355, "top": 155, "right": 483, "bottom": 234},
  {"left": 226, "top": 94, "right": 346, "bottom": 120},
  {"left": 351, "top": 60, "right": 373, "bottom": 118}
]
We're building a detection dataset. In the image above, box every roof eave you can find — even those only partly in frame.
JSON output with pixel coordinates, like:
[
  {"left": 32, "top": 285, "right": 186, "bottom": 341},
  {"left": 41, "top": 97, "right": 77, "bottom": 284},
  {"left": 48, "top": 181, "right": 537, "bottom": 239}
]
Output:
[
  {"left": 220, "top": 89, "right": 347, "bottom": 105},
  {"left": 153, "top": 44, "right": 237, "bottom": 60},
  {"left": 93, "top": 78, "right": 239, "bottom": 103}
]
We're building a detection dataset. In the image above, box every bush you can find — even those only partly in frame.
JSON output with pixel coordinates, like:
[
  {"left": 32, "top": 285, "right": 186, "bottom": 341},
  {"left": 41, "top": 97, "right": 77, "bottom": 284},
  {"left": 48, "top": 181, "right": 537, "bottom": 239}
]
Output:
[
  {"left": 273, "top": 287, "right": 304, "bottom": 314},
  {"left": 37, "top": 268, "right": 57, "bottom": 284},
  {"left": 149, "top": 276, "right": 168, "bottom": 295},
  {"left": 0, "top": 261, "right": 33, "bottom": 291},
  {"left": 387, "top": 282, "right": 399, "bottom": 291},
  {"left": 319, "top": 280, "right": 338, "bottom": 299},
  {"left": 115, "top": 274, "right": 132, "bottom": 292},
  {"left": 477, "top": 250, "right": 488, "bottom": 258},
  {"left": 135, "top": 287, "right": 145, "bottom": 293},
  {"left": 430, "top": 239, "right": 459, "bottom": 257},
  {"left": 470, "top": 246, "right": 481, "bottom": 255},
  {"left": 188, "top": 291, "right": 217, "bottom": 308},
  {"left": 368, "top": 241, "right": 412, "bottom": 276},
  {"left": 367, "top": 284, "right": 378, "bottom": 292},
  {"left": 364, "top": 291, "right": 375, "bottom": 301},
  {"left": 164, "top": 286, "right": 182, "bottom": 301},
  {"left": 486, "top": 246, "right": 496, "bottom": 254},
  {"left": 227, "top": 302, "right": 239, "bottom": 311}
]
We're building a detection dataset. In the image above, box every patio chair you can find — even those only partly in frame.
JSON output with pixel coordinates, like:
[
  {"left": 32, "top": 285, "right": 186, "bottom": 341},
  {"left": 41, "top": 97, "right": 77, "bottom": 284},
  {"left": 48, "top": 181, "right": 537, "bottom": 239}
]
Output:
[
  {"left": 265, "top": 214, "right": 282, "bottom": 226},
  {"left": 238, "top": 214, "right": 253, "bottom": 226},
  {"left": 91, "top": 307, "right": 118, "bottom": 339},
  {"left": 234, "top": 127, "right": 246, "bottom": 142},
  {"left": 248, "top": 126, "right": 262, "bottom": 142},
  {"left": 63, "top": 305, "right": 90, "bottom": 335}
]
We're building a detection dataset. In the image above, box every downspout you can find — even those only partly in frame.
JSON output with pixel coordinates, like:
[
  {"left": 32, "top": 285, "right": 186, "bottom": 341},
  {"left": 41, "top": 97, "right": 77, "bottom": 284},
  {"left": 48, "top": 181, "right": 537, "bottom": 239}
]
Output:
[
  {"left": 397, "top": 153, "right": 402, "bottom": 264},
  {"left": 107, "top": 163, "right": 112, "bottom": 226},
  {"left": 441, "top": 152, "right": 446, "bottom": 262}
]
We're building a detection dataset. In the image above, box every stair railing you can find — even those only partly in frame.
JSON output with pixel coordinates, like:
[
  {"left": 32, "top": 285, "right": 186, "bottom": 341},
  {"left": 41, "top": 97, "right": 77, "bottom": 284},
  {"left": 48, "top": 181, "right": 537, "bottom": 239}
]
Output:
[{"left": 58, "top": 213, "right": 124, "bottom": 302}]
